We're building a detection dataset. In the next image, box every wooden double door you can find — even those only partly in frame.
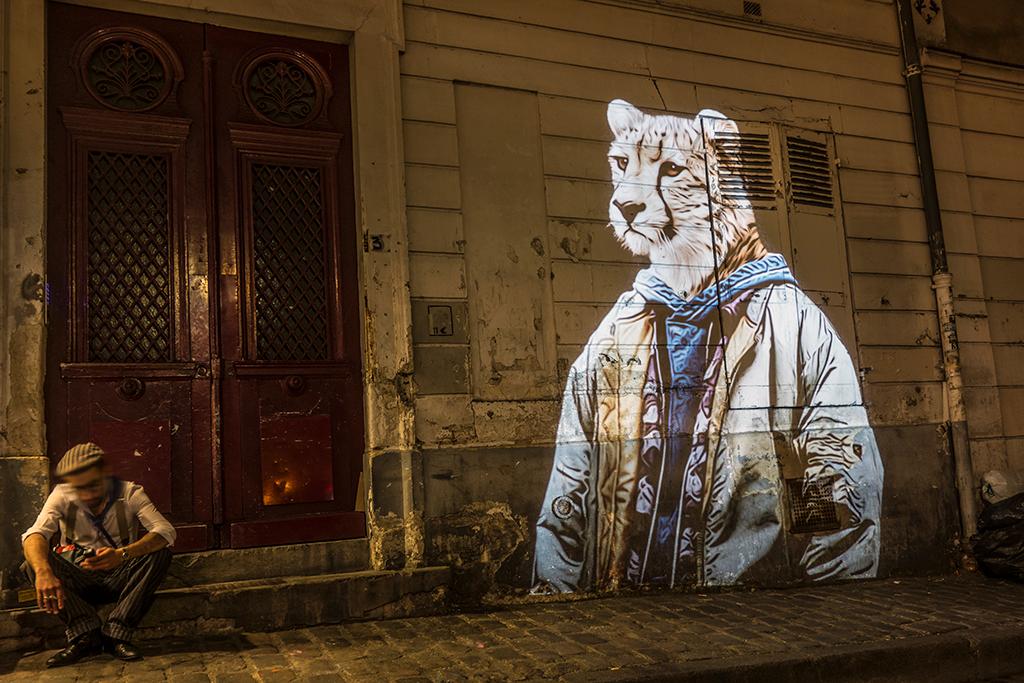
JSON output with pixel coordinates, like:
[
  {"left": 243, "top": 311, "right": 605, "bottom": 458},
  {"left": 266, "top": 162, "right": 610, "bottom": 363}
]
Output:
[{"left": 45, "top": 4, "right": 365, "bottom": 550}]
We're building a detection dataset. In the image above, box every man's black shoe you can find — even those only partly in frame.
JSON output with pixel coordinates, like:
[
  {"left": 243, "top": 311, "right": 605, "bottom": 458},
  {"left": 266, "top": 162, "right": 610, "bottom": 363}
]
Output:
[
  {"left": 104, "top": 636, "right": 142, "bottom": 661},
  {"left": 45, "top": 631, "right": 102, "bottom": 668}
]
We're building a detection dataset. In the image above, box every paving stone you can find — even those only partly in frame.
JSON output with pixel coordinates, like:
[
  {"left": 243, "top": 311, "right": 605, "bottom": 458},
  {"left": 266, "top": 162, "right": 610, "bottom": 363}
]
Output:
[
  {"left": 212, "top": 672, "right": 257, "bottom": 683},
  {"left": 168, "top": 673, "right": 213, "bottom": 683},
  {"left": 3, "top": 576, "right": 1024, "bottom": 681}
]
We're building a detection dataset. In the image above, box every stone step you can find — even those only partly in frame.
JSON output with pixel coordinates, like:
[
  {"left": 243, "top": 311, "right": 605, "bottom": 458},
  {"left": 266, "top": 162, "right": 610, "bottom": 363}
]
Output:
[
  {"left": 1, "top": 538, "right": 372, "bottom": 608},
  {"left": 1, "top": 565, "right": 450, "bottom": 652},
  {"left": 163, "top": 538, "right": 371, "bottom": 588}
]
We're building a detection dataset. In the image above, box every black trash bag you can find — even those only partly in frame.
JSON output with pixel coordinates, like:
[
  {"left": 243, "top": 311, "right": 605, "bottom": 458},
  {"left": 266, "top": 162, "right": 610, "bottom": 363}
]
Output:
[
  {"left": 979, "top": 491, "right": 1024, "bottom": 532},
  {"left": 974, "top": 492, "right": 1024, "bottom": 582}
]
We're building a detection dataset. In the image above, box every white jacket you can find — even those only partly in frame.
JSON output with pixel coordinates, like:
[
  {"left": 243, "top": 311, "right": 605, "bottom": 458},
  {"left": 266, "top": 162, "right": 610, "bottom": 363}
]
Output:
[{"left": 535, "top": 271, "right": 884, "bottom": 592}]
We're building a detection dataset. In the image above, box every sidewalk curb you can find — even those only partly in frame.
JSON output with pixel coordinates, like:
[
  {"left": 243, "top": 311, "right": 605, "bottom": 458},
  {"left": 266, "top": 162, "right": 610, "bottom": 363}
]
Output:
[{"left": 561, "top": 624, "right": 1024, "bottom": 682}]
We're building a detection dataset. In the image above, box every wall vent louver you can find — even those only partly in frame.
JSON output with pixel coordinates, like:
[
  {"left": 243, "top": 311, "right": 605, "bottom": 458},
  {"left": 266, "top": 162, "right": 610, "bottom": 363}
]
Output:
[
  {"left": 786, "top": 477, "right": 841, "bottom": 534},
  {"left": 786, "top": 136, "right": 834, "bottom": 208},
  {"left": 714, "top": 131, "right": 776, "bottom": 207}
]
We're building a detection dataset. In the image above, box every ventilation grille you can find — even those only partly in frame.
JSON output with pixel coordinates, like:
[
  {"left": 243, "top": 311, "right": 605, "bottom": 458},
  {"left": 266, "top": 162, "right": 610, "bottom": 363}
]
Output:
[
  {"left": 743, "top": 1, "right": 763, "bottom": 18},
  {"left": 786, "top": 477, "right": 841, "bottom": 534},
  {"left": 786, "top": 136, "right": 834, "bottom": 209},
  {"left": 715, "top": 132, "right": 776, "bottom": 207}
]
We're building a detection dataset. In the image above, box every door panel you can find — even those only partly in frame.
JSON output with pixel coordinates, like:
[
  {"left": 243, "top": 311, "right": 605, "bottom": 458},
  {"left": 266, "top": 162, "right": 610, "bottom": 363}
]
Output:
[
  {"left": 47, "top": 5, "right": 212, "bottom": 550},
  {"left": 46, "top": 4, "right": 364, "bottom": 550},
  {"left": 209, "top": 26, "right": 364, "bottom": 546}
]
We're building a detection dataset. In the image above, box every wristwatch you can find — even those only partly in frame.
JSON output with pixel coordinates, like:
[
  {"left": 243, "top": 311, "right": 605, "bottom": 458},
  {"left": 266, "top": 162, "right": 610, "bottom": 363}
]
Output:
[{"left": 119, "top": 548, "right": 130, "bottom": 562}]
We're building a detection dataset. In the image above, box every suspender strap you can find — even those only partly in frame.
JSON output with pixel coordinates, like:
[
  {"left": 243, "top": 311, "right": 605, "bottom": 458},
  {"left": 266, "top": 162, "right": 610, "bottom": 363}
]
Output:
[
  {"left": 91, "top": 516, "right": 120, "bottom": 549},
  {"left": 114, "top": 498, "right": 129, "bottom": 547},
  {"left": 83, "top": 478, "right": 126, "bottom": 549},
  {"left": 64, "top": 503, "right": 78, "bottom": 545}
]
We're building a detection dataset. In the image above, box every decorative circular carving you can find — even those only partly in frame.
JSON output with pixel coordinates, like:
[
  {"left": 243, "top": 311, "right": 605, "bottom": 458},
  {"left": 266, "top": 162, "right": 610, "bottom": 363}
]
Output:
[
  {"left": 75, "top": 27, "right": 183, "bottom": 112},
  {"left": 238, "top": 49, "right": 332, "bottom": 127},
  {"left": 117, "top": 377, "right": 146, "bottom": 401}
]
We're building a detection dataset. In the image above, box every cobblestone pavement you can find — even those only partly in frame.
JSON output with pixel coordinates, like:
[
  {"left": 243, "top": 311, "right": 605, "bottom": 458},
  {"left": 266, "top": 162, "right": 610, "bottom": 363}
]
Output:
[{"left": 2, "top": 575, "right": 1024, "bottom": 682}]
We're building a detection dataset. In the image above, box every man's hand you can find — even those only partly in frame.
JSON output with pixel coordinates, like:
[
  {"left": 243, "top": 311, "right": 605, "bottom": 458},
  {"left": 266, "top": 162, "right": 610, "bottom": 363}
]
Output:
[
  {"left": 35, "top": 571, "right": 64, "bottom": 615},
  {"left": 81, "top": 547, "right": 124, "bottom": 571}
]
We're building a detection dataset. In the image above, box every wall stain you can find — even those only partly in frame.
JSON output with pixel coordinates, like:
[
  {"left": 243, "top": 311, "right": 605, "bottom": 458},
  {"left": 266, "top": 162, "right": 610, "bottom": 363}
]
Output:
[{"left": 426, "top": 501, "right": 528, "bottom": 604}]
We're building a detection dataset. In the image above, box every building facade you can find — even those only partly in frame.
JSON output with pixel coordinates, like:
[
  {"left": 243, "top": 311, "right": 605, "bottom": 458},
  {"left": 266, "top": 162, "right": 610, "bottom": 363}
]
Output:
[{"left": 1, "top": 0, "right": 1022, "bottom": 603}]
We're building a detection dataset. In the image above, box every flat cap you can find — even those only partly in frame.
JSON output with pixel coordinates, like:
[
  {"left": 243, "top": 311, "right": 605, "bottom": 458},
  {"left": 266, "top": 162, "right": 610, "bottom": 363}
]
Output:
[{"left": 55, "top": 442, "right": 106, "bottom": 478}]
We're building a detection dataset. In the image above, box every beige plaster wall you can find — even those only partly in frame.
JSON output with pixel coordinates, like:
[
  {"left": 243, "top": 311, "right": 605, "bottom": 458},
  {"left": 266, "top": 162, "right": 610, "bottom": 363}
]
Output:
[
  {"left": 401, "top": 0, "right": 946, "bottom": 451},
  {"left": 0, "top": 0, "right": 52, "bottom": 575},
  {"left": 1, "top": 0, "right": 46, "bottom": 458},
  {"left": 919, "top": 51, "right": 1024, "bottom": 482}
]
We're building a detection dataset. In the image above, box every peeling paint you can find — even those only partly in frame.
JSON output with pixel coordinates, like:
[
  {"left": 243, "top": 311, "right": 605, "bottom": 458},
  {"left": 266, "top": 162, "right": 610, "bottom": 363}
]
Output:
[
  {"left": 426, "top": 502, "right": 528, "bottom": 604},
  {"left": 368, "top": 512, "right": 406, "bottom": 570},
  {"left": 4, "top": 323, "right": 45, "bottom": 452},
  {"left": 393, "top": 370, "right": 415, "bottom": 409},
  {"left": 559, "top": 236, "right": 582, "bottom": 263}
]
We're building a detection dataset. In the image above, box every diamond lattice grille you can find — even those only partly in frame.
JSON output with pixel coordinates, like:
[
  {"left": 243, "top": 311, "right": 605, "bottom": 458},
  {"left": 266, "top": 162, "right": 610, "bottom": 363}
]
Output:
[
  {"left": 86, "top": 150, "right": 172, "bottom": 362},
  {"left": 251, "top": 163, "right": 330, "bottom": 361}
]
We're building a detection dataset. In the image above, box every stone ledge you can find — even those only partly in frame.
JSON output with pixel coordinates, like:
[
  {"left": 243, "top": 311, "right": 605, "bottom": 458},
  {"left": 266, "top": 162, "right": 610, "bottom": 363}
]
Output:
[
  {"left": 0, "top": 565, "right": 450, "bottom": 652},
  {"left": 162, "top": 538, "right": 371, "bottom": 588}
]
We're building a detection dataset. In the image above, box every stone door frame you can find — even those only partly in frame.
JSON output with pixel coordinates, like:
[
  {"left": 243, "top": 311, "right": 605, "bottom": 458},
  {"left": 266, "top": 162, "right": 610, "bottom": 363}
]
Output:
[{"left": 0, "top": 0, "right": 417, "bottom": 571}]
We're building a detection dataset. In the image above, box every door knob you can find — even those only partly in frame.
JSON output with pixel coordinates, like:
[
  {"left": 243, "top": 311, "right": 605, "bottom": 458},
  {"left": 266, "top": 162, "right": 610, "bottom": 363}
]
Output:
[
  {"left": 117, "top": 377, "right": 145, "bottom": 401},
  {"left": 283, "top": 375, "right": 306, "bottom": 396}
]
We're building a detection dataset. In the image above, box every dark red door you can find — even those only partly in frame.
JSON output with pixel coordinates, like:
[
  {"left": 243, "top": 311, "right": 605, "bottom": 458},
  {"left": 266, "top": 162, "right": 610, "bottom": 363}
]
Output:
[
  {"left": 209, "top": 26, "right": 364, "bottom": 548},
  {"left": 45, "top": 4, "right": 364, "bottom": 550}
]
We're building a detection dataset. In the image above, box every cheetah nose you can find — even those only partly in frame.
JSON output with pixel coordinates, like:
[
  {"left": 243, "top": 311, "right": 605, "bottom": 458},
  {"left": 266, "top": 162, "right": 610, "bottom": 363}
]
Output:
[{"left": 614, "top": 200, "right": 646, "bottom": 226}]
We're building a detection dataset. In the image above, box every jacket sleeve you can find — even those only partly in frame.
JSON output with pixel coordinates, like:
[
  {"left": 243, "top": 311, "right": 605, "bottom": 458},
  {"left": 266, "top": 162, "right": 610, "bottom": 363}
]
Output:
[
  {"left": 793, "top": 300, "right": 884, "bottom": 581},
  {"left": 533, "top": 362, "right": 597, "bottom": 593}
]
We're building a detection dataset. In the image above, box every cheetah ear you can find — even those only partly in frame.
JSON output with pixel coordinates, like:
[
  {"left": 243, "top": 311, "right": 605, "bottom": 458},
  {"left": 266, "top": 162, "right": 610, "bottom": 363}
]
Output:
[
  {"left": 697, "top": 109, "right": 739, "bottom": 138},
  {"left": 607, "top": 99, "right": 644, "bottom": 136}
]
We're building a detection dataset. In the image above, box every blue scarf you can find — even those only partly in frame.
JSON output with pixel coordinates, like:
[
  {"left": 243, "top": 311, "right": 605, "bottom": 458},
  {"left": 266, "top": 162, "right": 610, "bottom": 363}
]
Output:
[
  {"left": 629, "top": 254, "right": 797, "bottom": 584},
  {"left": 633, "top": 253, "right": 797, "bottom": 387}
]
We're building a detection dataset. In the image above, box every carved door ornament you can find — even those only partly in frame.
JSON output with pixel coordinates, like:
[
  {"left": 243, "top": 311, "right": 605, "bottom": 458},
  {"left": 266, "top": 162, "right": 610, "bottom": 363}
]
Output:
[
  {"left": 236, "top": 48, "right": 332, "bottom": 127},
  {"left": 915, "top": 0, "right": 941, "bottom": 24},
  {"left": 74, "top": 27, "right": 184, "bottom": 112}
]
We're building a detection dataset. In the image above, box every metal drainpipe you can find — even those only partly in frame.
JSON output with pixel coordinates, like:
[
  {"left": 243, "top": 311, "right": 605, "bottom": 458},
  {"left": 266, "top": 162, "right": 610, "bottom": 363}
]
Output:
[{"left": 895, "top": 0, "right": 978, "bottom": 542}]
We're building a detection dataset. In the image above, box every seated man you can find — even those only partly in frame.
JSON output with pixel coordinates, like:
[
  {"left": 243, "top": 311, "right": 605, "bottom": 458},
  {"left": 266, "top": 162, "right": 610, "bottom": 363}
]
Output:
[{"left": 21, "top": 442, "right": 176, "bottom": 668}]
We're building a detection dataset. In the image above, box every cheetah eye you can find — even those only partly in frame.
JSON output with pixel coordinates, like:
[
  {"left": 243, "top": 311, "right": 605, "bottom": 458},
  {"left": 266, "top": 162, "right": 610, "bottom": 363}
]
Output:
[
  {"left": 661, "top": 161, "right": 684, "bottom": 177},
  {"left": 611, "top": 156, "right": 628, "bottom": 172}
]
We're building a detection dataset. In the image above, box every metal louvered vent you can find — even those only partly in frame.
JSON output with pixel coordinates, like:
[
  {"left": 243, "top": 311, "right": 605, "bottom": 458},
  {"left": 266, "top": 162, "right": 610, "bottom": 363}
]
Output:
[
  {"left": 714, "top": 132, "right": 776, "bottom": 207},
  {"left": 743, "top": 1, "right": 763, "bottom": 18},
  {"left": 786, "top": 477, "right": 841, "bottom": 534},
  {"left": 786, "top": 136, "right": 834, "bottom": 209}
]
